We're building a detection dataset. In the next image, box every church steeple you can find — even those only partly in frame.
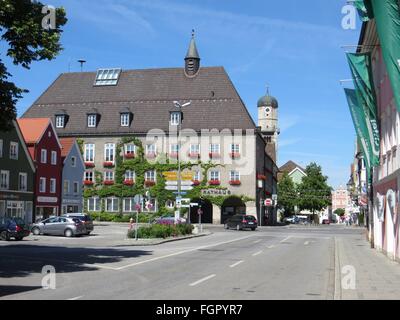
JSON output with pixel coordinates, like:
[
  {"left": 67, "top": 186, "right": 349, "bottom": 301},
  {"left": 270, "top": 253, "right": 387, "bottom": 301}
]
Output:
[{"left": 185, "top": 29, "right": 201, "bottom": 76}]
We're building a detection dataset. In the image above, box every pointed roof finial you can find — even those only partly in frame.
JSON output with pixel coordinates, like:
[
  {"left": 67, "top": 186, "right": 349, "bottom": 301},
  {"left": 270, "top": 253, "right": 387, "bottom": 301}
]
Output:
[
  {"left": 266, "top": 84, "right": 270, "bottom": 96},
  {"left": 185, "top": 29, "right": 200, "bottom": 60},
  {"left": 192, "top": 29, "right": 195, "bottom": 38}
]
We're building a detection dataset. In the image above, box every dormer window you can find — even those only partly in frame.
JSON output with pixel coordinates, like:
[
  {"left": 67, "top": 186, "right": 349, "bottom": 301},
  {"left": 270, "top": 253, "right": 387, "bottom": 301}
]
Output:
[
  {"left": 94, "top": 68, "right": 121, "bottom": 86},
  {"left": 120, "top": 113, "right": 130, "bottom": 127},
  {"left": 88, "top": 114, "right": 97, "bottom": 128},
  {"left": 56, "top": 115, "right": 65, "bottom": 128},
  {"left": 170, "top": 112, "right": 181, "bottom": 126}
]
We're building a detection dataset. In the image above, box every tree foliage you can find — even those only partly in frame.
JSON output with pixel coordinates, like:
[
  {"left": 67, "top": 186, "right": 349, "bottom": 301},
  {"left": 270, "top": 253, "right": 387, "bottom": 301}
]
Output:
[
  {"left": 334, "top": 208, "right": 346, "bottom": 217},
  {"left": 298, "top": 163, "right": 332, "bottom": 213},
  {"left": 277, "top": 172, "right": 297, "bottom": 217},
  {"left": 0, "top": 0, "right": 67, "bottom": 130}
]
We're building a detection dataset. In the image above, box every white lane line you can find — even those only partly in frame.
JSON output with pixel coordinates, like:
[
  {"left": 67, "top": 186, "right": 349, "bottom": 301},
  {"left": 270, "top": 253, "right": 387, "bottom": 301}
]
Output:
[
  {"left": 252, "top": 251, "right": 262, "bottom": 256},
  {"left": 280, "top": 236, "right": 292, "bottom": 243},
  {"left": 253, "top": 239, "right": 261, "bottom": 244},
  {"left": 267, "top": 245, "right": 275, "bottom": 249},
  {"left": 189, "top": 274, "right": 216, "bottom": 287},
  {"left": 304, "top": 241, "right": 310, "bottom": 246},
  {"left": 68, "top": 296, "right": 83, "bottom": 300},
  {"left": 230, "top": 260, "right": 244, "bottom": 268},
  {"left": 115, "top": 234, "right": 257, "bottom": 270}
]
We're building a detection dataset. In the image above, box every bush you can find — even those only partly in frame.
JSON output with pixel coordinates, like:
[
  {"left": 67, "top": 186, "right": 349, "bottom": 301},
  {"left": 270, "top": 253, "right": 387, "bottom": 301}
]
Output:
[
  {"left": 90, "top": 212, "right": 161, "bottom": 223},
  {"left": 127, "top": 223, "right": 194, "bottom": 239}
]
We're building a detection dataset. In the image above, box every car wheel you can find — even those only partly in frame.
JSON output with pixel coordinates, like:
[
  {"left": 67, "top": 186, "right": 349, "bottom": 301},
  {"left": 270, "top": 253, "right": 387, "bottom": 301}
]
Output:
[
  {"left": 32, "top": 227, "right": 40, "bottom": 236},
  {"left": 64, "top": 229, "right": 73, "bottom": 238},
  {"left": 0, "top": 231, "right": 10, "bottom": 241},
  {"left": 251, "top": 228, "right": 256, "bottom": 231},
  {"left": 86, "top": 232, "right": 91, "bottom": 235},
  {"left": 236, "top": 224, "right": 240, "bottom": 231}
]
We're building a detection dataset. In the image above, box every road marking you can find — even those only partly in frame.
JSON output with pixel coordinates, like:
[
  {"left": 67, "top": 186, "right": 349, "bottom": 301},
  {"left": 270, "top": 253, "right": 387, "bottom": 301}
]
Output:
[
  {"left": 304, "top": 241, "right": 310, "bottom": 245},
  {"left": 115, "top": 234, "right": 257, "bottom": 270},
  {"left": 189, "top": 274, "right": 216, "bottom": 287},
  {"left": 280, "top": 236, "right": 292, "bottom": 243},
  {"left": 252, "top": 251, "right": 262, "bottom": 256},
  {"left": 230, "top": 260, "right": 244, "bottom": 268},
  {"left": 253, "top": 239, "right": 261, "bottom": 244},
  {"left": 68, "top": 296, "right": 83, "bottom": 300},
  {"left": 267, "top": 245, "right": 275, "bottom": 249}
]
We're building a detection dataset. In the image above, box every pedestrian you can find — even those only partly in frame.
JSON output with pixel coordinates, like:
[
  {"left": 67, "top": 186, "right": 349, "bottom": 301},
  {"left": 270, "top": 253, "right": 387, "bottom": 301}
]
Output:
[{"left": 129, "top": 217, "right": 134, "bottom": 230}]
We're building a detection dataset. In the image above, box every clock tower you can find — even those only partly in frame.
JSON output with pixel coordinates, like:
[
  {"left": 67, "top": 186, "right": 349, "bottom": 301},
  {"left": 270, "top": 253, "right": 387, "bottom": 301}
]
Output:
[{"left": 257, "top": 88, "right": 279, "bottom": 162}]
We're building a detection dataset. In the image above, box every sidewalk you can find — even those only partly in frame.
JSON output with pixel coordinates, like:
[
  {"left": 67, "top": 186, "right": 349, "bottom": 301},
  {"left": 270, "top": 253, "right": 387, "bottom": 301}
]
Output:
[{"left": 335, "top": 233, "right": 400, "bottom": 300}]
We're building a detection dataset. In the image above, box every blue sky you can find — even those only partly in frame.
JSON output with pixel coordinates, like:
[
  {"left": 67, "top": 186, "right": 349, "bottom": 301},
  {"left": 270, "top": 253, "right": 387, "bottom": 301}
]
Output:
[{"left": 8, "top": 0, "right": 360, "bottom": 188}]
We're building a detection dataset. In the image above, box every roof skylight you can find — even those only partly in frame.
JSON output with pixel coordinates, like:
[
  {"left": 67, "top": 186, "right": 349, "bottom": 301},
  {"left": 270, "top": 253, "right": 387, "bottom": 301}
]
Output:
[{"left": 94, "top": 68, "right": 122, "bottom": 86}]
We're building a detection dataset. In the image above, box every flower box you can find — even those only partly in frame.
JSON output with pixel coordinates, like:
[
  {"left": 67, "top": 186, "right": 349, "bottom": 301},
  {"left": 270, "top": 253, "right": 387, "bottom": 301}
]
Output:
[
  {"left": 145, "top": 180, "right": 156, "bottom": 187},
  {"left": 209, "top": 152, "right": 221, "bottom": 159},
  {"left": 103, "top": 161, "right": 115, "bottom": 167},
  {"left": 209, "top": 180, "right": 221, "bottom": 186},
  {"left": 169, "top": 153, "right": 179, "bottom": 159},
  {"left": 84, "top": 180, "right": 94, "bottom": 186},
  {"left": 85, "top": 162, "right": 95, "bottom": 168},
  {"left": 188, "top": 152, "right": 200, "bottom": 159},
  {"left": 229, "top": 180, "right": 242, "bottom": 186},
  {"left": 192, "top": 180, "right": 201, "bottom": 186},
  {"left": 123, "top": 179, "right": 135, "bottom": 186},
  {"left": 230, "top": 152, "right": 241, "bottom": 159},
  {"left": 124, "top": 153, "right": 135, "bottom": 159},
  {"left": 257, "top": 174, "right": 266, "bottom": 180},
  {"left": 146, "top": 152, "right": 157, "bottom": 159},
  {"left": 103, "top": 180, "right": 115, "bottom": 185}
]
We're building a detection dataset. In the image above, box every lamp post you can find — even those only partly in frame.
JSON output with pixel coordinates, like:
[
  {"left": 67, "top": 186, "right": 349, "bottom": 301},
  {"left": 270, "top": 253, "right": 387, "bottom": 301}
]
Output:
[{"left": 173, "top": 101, "right": 191, "bottom": 223}]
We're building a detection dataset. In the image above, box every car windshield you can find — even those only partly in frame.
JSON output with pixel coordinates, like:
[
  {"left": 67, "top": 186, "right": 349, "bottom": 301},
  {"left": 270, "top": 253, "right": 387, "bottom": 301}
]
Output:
[{"left": 245, "top": 216, "right": 256, "bottom": 221}]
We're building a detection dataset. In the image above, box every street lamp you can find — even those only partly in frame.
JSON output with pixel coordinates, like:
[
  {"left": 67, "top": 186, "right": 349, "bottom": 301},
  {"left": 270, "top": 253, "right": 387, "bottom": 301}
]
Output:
[{"left": 173, "top": 101, "right": 192, "bottom": 224}]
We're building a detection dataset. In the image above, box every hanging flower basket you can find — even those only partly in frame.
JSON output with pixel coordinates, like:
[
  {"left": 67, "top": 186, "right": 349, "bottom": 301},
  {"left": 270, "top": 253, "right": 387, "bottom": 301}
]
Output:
[
  {"left": 103, "top": 180, "right": 115, "bottom": 185},
  {"left": 123, "top": 179, "right": 135, "bottom": 186},
  {"left": 103, "top": 161, "right": 115, "bottom": 167},
  {"left": 209, "top": 180, "right": 221, "bottom": 186},
  {"left": 85, "top": 162, "right": 95, "bottom": 168},
  {"left": 84, "top": 180, "right": 94, "bottom": 186},
  {"left": 229, "top": 180, "right": 242, "bottom": 186}
]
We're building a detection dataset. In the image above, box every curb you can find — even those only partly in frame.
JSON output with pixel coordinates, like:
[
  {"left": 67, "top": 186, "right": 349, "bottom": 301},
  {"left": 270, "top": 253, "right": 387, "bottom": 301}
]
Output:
[
  {"left": 124, "top": 231, "right": 212, "bottom": 246},
  {"left": 334, "top": 236, "right": 342, "bottom": 300}
]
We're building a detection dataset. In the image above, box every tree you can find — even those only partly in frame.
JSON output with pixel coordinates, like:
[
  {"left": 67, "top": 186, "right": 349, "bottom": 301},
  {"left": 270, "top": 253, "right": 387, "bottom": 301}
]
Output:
[
  {"left": 0, "top": 1, "right": 67, "bottom": 130},
  {"left": 334, "top": 208, "right": 346, "bottom": 217},
  {"left": 277, "top": 172, "right": 297, "bottom": 217},
  {"left": 298, "top": 163, "right": 332, "bottom": 218}
]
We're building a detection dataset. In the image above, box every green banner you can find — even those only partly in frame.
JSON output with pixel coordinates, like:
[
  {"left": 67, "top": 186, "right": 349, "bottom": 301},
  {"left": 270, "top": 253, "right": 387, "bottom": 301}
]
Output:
[
  {"left": 354, "top": 0, "right": 373, "bottom": 21},
  {"left": 365, "top": 0, "right": 400, "bottom": 113},
  {"left": 344, "top": 88, "right": 372, "bottom": 180},
  {"left": 346, "top": 52, "right": 380, "bottom": 167}
]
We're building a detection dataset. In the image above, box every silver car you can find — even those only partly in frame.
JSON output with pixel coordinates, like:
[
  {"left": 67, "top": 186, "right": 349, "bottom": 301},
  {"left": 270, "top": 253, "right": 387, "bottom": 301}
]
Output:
[{"left": 31, "top": 216, "right": 86, "bottom": 237}]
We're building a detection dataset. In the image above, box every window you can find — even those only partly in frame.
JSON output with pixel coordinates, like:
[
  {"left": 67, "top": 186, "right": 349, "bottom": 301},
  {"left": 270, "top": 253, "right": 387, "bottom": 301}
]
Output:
[
  {"left": 105, "top": 197, "right": 119, "bottom": 212},
  {"left": 50, "top": 178, "right": 56, "bottom": 193},
  {"left": 230, "top": 171, "right": 240, "bottom": 181},
  {"left": 9, "top": 142, "right": 18, "bottom": 160},
  {"left": 0, "top": 139, "right": 3, "bottom": 158},
  {"left": 39, "top": 177, "right": 46, "bottom": 193},
  {"left": 84, "top": 171, "right": 94, "bottom": 182},
  {"left": 71, "top": 157, "right": 76, "bottom": 167},
  {"left": 125, "top": 144, "right": 136, "bottom": 155},
  {"left": 209, "top": 170, "right": 220, "bottom": 181},
  {"left": 6, "top": 201, "right": 24, "bottom": 219},
  {"left": 125, "top": 170, "right": 135, "bottom": 181},
  {"left": 88, "top": 197, "right": 101, "bottom": 212},
  {"left": 190, "top": 144, "right": 200, "bottom": 154},
  {"left": 230, "top": 144, "right": 240, "bottom": 153},
  {"left": 73, "top": 182, "right": 79, "bottom": 194},
  {"left": 146, "top": 144, "right": 156, "bottom": 154},
  {"left": 55, "top": 116, "right": 65, "bottom": 128},
  {"left": 170, "top": 144, "right": 180, "bottom": 153},
  {"left": 51, "top": 151, "right": 57, "bottom": 165},
  {"left": 87, "top": 114, "right": 97, "bottom": 128},
  {"left": 193, "top": 171, "right": 201, "bottom": 181},
  {"left": 170, "top": 112, "right": 181, "bottom": 126},
  {"left": 41, "top": 149, "right": 47, "bottom": 164},
  {"left": 84, "top": 144, "right": 95, "bottom": 162},
  {"left": 123, "top": 197, "right": 140, "bottom": 212},
  {"left": 63, "top": 180, "right": 70, "bottom": 195},
  {"left": 0, "top": 171, "right": 10, "bottom": 190},
  {"left": 145, "top": 170, "right": 156, "bottom": 182},
  {"left": 121, "top": 113, "right": 130, "bottom": 127},
  {"left": 104, "top": 143, "right": 115, "bottom": 163},
  {"left": 104, "top": 171, "right": 114, "bottom": 182},
  {"left": 19, "top": 173, "right": 27, "bottom": 191},
  {"left": 210, "top": 144, "right": 220, "bottom": 153},
  {"left": 94, "top": 68, "right": 121, "bottom": 86}
]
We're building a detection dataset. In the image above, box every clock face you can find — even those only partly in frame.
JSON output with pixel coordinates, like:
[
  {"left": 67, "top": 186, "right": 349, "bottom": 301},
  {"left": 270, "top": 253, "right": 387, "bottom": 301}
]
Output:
[{"left": 264, "top": 107, "right": 271, "bottom": 116}]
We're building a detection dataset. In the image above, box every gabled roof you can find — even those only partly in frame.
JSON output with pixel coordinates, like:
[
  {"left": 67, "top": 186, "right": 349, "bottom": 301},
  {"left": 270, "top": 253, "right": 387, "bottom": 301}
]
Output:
[
  {"left": 59, "top": 137, "right": 75, "bottom": 158},
  {"left": 22, "top": 67, "right": 257, "bottom": 135},
  {"left": 279, "top": 160, "right": 306, "bottom": 175},
  {"left": 17, "top": 118, "right": 51, "bottom": 144},
  {"left": 12, "top": 120, "right": 36, "bottom": 173}
]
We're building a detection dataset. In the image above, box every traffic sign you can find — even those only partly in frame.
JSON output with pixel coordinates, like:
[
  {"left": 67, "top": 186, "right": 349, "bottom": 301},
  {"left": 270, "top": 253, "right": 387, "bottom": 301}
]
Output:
[
  {"left": 264, "top": 199, "right": 273, "bottom": 206},
  {"left": 190, "top": 203, "right": 199, "bottom": 207}
]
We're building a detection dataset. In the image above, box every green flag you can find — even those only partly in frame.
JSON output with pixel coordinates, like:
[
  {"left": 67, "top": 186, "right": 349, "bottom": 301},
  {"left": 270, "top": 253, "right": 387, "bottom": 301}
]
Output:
[
  {"left": 354, "top": 0, "right": 373, "bottom": 21},
  {"left": 344, "top": 88, "right": 372, "bottom": 180},
  {"left": 366, "top": 0, "right": 400, "bottom": 113},
  {"left": 346, "top": 52, "right": 380, "bottom": 166}
]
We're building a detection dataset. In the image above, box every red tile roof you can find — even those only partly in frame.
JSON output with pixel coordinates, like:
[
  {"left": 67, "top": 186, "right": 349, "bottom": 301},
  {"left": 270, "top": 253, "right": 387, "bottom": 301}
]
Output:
[
  {"left": 59, "top": 137, "right": 76, "bottom": 158},
  {"left": 17, "top": 118, "right": 51, "bottom": 144}
]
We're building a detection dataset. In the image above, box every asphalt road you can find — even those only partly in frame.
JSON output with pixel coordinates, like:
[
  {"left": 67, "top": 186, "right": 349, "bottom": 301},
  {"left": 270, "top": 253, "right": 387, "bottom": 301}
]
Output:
[{"left": 1, "top": 224, "right": 400, "bottom": 300}]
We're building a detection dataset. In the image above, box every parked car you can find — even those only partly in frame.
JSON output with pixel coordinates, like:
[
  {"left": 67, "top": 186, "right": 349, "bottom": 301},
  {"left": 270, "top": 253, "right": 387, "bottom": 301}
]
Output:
[
  {"left": 31, "top": 216, "right": 86, "bottom": 237},
  {"left": 62, "top": 213, "right": 94, "bottom": 235},
  {"left": 0, "top": 217, "right": 30, "bottom": 241},
  {"left": 224, "top": 214, "right": 258, "bottom": 231},
  {"left": 283, "top": 216, "right": 298, "bottom": 224}
]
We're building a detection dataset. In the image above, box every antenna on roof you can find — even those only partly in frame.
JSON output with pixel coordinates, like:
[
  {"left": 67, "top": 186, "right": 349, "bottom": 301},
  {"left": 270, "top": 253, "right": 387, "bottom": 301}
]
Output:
[
  {"left": 266, "top": 84, "right": 270, "bottom": 96},
  {"left": 78, "top": 59, "right": 87, "bottom": 72}
]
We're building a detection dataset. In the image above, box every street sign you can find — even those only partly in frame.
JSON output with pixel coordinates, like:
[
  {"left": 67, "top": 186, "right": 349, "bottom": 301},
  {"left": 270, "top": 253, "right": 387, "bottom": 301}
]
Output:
[
  {"left": 165, "top": 181, "right": 193, "bottom": 186},
  {"left": 165, "top": 185, "right": 178, "bottom": 191},
  {"left": 173, "top": 191, "right": 187, "bottom": 195},
  {"left": 190, "top": 203, "right": 199, "bottom": 207},
  {"left": 264, "top": 199, "right": 273, "bottom": 207}
]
